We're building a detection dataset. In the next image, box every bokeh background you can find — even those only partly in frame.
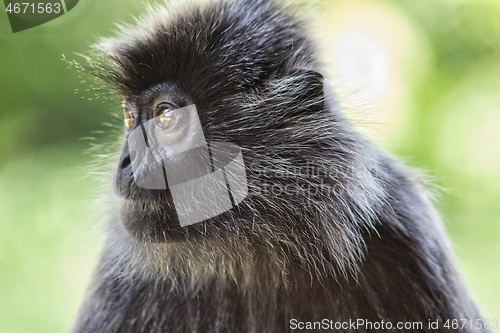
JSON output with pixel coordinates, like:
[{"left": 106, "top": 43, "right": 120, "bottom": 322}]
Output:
[{"left": 0, "top": 0, "right": 499, "bottom": 332}]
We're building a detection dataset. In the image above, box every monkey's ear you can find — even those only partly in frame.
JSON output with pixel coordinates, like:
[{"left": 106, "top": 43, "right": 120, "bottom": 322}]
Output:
[{"left": 285, "top": 67, "right": 324, "bottom": 108}]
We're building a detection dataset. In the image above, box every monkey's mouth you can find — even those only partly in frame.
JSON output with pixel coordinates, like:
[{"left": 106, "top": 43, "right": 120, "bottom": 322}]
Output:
[
  {"left": 115, "top": 155, "right": 187, "bottom": 242},
  {"left": 119, "top": 198, "right": 187, "bottom": 242}
]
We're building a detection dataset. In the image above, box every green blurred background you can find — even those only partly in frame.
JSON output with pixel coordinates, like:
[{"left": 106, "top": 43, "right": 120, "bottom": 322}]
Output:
[{"left": 0, "top": 0, "right": 499, "bottom": 332}]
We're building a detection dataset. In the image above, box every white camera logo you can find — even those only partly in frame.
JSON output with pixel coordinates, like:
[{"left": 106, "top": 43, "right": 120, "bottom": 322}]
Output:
[{"left": 127, "top": 105, "right": 248, "bottom": 227}]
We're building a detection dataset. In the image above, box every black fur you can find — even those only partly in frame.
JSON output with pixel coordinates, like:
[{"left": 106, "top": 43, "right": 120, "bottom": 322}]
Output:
[{"left": 70, "top": 0, "right": 488, "bottom": 332}]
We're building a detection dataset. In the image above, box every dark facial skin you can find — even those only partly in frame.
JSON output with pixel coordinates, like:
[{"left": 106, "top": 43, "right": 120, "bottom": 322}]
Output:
[{"left": 116, "top": 84, "right": 195, "bottom": 242}]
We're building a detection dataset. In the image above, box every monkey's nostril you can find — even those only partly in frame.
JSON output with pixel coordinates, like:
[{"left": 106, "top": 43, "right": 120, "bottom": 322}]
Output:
[{"left": 121, "top": 155, "right": 131, "bottom": 169}]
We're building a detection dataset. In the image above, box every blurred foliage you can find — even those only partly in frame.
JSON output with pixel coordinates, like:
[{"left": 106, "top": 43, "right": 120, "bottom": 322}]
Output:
[
  {"left": 0, "top": 0, "right": 499, "bottom": 332},
  {"left": 395, "top": 0, "right": 500, "bottom": 319}
]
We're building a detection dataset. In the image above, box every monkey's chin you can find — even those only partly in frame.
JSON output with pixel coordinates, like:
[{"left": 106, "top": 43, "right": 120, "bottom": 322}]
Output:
[{"left": 119, "top": 201, "right": 186, "bottom": 243}]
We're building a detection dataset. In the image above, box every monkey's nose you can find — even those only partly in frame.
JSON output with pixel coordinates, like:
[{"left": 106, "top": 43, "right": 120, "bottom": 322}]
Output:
[
  {"left": 121, "top": 154, "right": 131, "bottom": 169},
  {"left": 115, "top": 145, "right": 135, "bottom": 198}
]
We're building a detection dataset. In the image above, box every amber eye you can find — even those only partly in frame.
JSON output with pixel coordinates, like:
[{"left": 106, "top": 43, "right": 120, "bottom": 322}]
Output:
[
  {"left": 159, "top": 109, "right": 173, "bottom": 129},
  {"left": 156, "top": 105, "right": 181, "bottom": 130},
  {"left": 124, "top": 110, "right": 135, "bottom": 130}
]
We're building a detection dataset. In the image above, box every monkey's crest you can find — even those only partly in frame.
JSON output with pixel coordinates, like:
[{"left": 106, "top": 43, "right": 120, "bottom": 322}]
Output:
[{"left": 92, "top": 0, "right": 315, "bottom": 96}]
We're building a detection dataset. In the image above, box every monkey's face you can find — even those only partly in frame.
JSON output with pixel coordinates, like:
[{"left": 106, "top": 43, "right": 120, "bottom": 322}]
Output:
[
  {"left": 115, "top": 86, "right": 196, "bottom": 241},
  {"left": 115, "top": 80, "right": 254, "bottom": 242}
]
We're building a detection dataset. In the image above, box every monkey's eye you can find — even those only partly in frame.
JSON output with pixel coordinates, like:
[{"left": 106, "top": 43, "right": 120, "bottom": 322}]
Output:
[
  {"left": 155, "top": 104, "right": 181, "bottom": 131},
  {"left": 158, "top": 109, "right": 175, "bottom": 129},
  {"left": 153, "top": 102, "right": 190, "bottom": 146},
  {"left": 124, "top": 109, "right": 136, "bottom": 130}
]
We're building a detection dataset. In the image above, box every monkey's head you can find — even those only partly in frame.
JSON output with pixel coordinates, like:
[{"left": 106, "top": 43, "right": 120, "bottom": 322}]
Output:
[{"left": 89, "top": 0, "right": 384, "bottom": 281}]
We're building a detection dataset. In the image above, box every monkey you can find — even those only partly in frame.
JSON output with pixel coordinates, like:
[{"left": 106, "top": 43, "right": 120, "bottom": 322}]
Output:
[{"left": 69, "top": 0, "right": 491, "bottom": 332}]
